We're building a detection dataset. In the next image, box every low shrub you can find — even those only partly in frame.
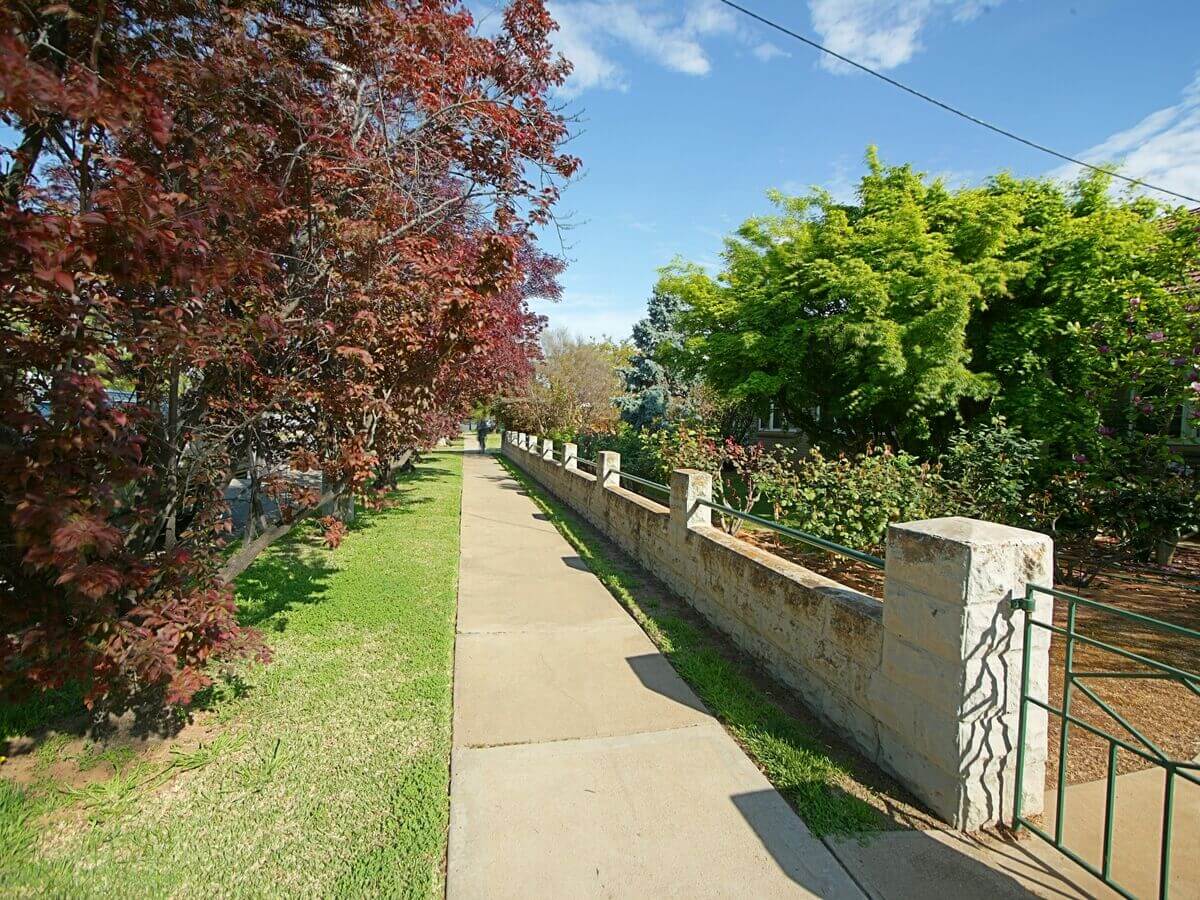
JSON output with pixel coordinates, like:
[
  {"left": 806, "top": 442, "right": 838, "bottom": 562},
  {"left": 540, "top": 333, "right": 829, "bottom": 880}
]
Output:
[
  {"left": 939, "top": 416, "right": 1040, "bottom": 524},
  {"left": 1029, "top": 436, "right": 1197, "bottom": 573},
  {"left": 647, "top": 427, "right": 795, "bottom": 534},
  {"left": 573, "top": 423, "right": 661, "bottom": 480},
  {"left": 781, "top": 446, "right": 944, "bottom": 554}
]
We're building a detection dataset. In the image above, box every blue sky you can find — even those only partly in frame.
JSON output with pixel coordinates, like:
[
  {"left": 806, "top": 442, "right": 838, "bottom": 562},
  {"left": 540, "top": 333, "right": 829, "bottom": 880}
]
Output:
[{"left": 510, "top": 0, "right": 1200, "bottom": 339}]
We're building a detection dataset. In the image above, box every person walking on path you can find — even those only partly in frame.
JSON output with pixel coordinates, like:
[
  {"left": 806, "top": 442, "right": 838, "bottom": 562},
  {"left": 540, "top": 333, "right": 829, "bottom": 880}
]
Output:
[{"left": 475, "top": 418, "right": 493, "bottom": 453}]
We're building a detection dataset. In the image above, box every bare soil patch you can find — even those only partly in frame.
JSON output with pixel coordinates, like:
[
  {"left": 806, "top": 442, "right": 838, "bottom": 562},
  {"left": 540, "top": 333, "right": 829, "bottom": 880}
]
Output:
[{"left": 1, "top": 709, "right": 222, "bottom": 793}]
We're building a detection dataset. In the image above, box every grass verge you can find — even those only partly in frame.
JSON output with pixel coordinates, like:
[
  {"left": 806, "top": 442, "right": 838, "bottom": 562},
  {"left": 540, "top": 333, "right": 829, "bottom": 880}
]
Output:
[
  {"left": 497, "top": 455, "right": 886, "bottom": 839},
  {"left": 1, "top": 453, "right": 462, "bottom": 897}
]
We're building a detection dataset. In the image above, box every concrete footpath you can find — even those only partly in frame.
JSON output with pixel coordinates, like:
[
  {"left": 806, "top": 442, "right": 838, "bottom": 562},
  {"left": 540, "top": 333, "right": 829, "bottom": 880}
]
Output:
[{"left": 446, "top": 451, "right": 865, "bottom": 898}]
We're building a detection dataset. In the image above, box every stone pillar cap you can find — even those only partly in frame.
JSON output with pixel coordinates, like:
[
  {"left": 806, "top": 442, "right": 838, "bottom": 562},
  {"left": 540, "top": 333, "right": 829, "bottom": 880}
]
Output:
[{"left": 891, "top": 516, "right": 1049, "bottom": 547}]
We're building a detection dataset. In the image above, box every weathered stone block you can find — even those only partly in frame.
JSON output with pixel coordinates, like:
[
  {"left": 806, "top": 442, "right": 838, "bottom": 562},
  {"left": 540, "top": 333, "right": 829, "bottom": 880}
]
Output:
[
  {"left": 876, "top": 516, "right": 1052, "bottom": 829},
  {"left": 670, "top": 469, "right": 712, "bottom": 535}
]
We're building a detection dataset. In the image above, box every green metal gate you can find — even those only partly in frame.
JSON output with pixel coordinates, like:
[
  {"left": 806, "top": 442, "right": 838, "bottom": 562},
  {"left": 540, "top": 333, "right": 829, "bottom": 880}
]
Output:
[{"left": 1011, "top": 584, "right": 1200, "bottom": 899}]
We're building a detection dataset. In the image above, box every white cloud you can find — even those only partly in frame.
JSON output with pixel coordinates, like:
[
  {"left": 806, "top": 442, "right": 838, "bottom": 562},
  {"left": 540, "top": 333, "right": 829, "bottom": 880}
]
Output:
[
  {"left": 551, "top": 5, "right": 629, "bottom": 94},
  {"left": 1050, "top": 72, "right": 1200, "bottom": 204},
  {"left": 752, "top": 42, "right": 788, "bottom": 62},
  {"left": 547, "top": 0, "right": 769, "bottom": 97},
  {"left": 807, "top": 0, "right": 1003, "bottom": 73}
]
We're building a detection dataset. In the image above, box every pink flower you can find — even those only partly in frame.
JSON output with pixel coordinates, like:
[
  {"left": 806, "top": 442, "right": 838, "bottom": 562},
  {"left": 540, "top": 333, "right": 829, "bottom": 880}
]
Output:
[
  {"left": 1147, "top": 331, "right": 1165, "bottom": 342},
  {"left": 1073, "top": 453, "right": 1088, "bottom": 465}
]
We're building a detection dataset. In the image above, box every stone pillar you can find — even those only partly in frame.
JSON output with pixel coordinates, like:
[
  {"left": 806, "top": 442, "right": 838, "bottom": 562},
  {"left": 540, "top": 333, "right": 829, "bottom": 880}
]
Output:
[
  {"left": 562, "top": 442, "right": 578, "bottom": 471},
  {"left": 597, "top": 450, "right": 620, "bottom": 490},
  {"left": 542, "top": 439, "right": 554, "bottom": 463},
  {"left": 529, "top": 435, "right": 540, "bottom": 455},
  {"left": 873, "top": 516, "right": 1052, "bottom": 830},
  {"left": 669, "top": 468, "right": 712, "bottom": 539}
]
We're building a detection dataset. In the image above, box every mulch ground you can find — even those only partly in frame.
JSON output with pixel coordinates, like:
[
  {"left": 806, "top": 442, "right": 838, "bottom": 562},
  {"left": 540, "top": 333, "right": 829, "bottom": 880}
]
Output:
[{"left": 742, "top": 532, "right": 1200, "bottom": 788}]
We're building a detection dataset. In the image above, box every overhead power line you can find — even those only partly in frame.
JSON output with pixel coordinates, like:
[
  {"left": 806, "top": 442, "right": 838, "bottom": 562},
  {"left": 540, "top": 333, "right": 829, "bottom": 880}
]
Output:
[{"left": 717, "top": 0, "right": 1200, "bottom": 206}]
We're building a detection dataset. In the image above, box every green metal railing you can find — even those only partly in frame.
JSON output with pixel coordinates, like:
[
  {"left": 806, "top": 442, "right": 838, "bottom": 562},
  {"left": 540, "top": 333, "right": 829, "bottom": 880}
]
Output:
[
  {"left": 697, "top": 499, "right": 886, "bottom": 569},
  {"left": 1011, "top": 584, "right": 1200, "bottom": 899},
  {"left": 617, "top": 471, "right": 670, "bottom": 497},
  {"left": 523, "top": 435, "right": 882, "bottom": 569}
]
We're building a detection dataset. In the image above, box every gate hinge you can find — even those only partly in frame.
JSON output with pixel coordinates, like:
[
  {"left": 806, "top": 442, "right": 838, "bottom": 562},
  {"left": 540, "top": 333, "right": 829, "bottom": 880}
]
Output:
[{"left": 1010, "top": 592, "right": 1035, "bottom": 612}]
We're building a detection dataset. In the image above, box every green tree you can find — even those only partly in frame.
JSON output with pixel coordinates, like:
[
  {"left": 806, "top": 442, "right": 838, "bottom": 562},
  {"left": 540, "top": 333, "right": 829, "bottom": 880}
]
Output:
[
  {"left": 502, "top": 328, "right": 629, "bottom": 436},
  {"left": 662, "top": 148, "right": 1015, "bottom": 453},
  {"left": 616, "top": 287, "right": 691, "bottom": 429},
  {"left": 663, "top": 148, "right": 1200, "bottom": 469},
  {"left": 974, "top": 175, "right": 1200, "bottom": 471}
]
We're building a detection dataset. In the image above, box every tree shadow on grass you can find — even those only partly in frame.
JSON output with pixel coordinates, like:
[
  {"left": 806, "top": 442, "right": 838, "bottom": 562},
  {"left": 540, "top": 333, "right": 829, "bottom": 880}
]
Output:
[
  {"left": 0, "top": 460, "right": 453, "bottom": 747},
  {"left": 235, "top": 532, "right": 339, "bottom": 631},
  {"left": 236, "top": 461, "right": 452, "bottom": 629}
]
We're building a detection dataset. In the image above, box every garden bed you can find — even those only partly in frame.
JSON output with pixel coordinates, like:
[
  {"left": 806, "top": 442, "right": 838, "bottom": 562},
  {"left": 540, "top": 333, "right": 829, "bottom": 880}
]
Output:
[{"left": 742, "top": 531, "right": 1200, "bottom": 789}]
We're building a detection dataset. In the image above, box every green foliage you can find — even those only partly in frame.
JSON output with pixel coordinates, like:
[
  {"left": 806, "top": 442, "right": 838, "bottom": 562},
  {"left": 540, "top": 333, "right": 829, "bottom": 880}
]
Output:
[
  {"left": 662, "top": 148, "right": 1200, "bottom": 473},
  {"left": 617, "top": 286, "right": 707, "bottom": 429},
  {"left": 0, "top": 782, "right": 34, "bottom": 862},
  {"left": 574, "top": 423, "right": 661, "bottom": 480},
  {"left": 1031, "top": 437, "right": 1197, "bottom": 563},
  {"left": 782, "top": 446, "right": 944, "bottom": 554},
  {"left": 662, "top": 147, "right": 1008, "bottom": 453},
  {"left": 75, "top": 742, "right": 137, "bottom": 774},
  {"left": 641, "top": 426, "right": 801, "bottom": 534},
  {"left": 62, "top": 762, "right": 172, "bottom": 821},
  {"left": 0, "top": 684, "right": 84, "bottom": 743},
  {"left": 940, "top": 416, "right": 1040, "bottom": 523},
  {"left": 169, "top": 732, "right": 248, "bottom": 772},
  {"left": 645, "top": 425, "right": 725, "bottom": 482}
]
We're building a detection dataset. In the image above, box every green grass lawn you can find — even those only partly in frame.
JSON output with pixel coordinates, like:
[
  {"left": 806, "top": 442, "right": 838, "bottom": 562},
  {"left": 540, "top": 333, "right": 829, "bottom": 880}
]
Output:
[
  {"left": 0, "top": 453, "right": 462, "bottom": 897},
  {"left": 498, "top": 456, "right": 885, "bottom": 839}
]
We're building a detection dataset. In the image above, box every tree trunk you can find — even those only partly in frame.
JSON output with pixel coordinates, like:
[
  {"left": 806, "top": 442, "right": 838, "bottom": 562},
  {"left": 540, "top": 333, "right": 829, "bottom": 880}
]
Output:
[{"left": 163, "top": 361, "right": 180, "bottom": 549}]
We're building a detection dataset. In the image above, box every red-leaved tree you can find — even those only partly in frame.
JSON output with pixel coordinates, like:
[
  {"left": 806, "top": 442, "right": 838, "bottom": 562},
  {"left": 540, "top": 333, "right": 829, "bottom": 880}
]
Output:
[{"left": 0, "top": 0, "right": 576, "bottom": 709}]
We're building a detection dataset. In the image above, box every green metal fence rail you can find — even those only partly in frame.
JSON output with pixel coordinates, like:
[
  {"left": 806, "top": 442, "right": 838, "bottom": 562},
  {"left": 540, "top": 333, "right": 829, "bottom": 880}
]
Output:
[
  {"left": 525, "top": 439, "right": 882, "bottom": 570},
  {"left": 696, "top": 499, "right": 886, "bottom": 569},
  {"left": 1011, "top": 583, "right": 1200, "bottom": 900},
  {"left": 616, "top": 471, "right": 670, "bottom": 496}
]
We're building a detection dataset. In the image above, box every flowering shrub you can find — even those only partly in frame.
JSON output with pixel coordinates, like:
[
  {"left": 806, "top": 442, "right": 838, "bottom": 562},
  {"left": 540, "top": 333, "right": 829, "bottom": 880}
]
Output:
[
  {"left": 782, "top": 446, "right": 945, "bottom": 554},
  {"left": 940, "top": 416, "right": 1041, "bottom": 524},
  {"left": 645, "top": 426, "right": 796, "bottom": 534},
  {"left": 1029, "top": 436, "right": 1197, "bottom": 571}
]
